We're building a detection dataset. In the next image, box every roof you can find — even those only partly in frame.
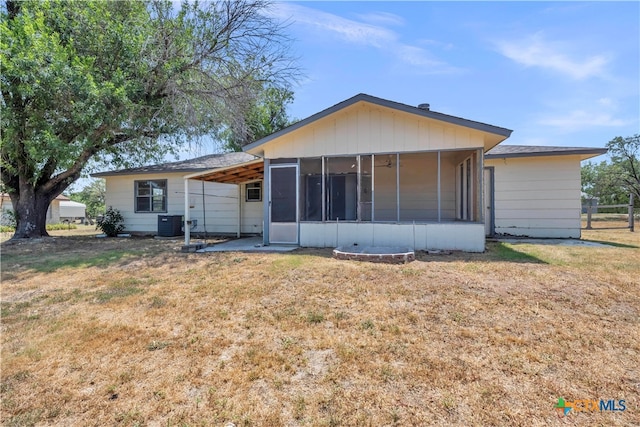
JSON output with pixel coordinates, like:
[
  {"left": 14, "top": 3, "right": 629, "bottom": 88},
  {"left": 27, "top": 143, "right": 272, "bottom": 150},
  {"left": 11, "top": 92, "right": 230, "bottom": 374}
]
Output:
[
  {"left": 60, "top": 200, "right": 86, "bottom": 208},
  {"left": 185, "top": 159, "right": 264, "bottom": 184},
  {"left": 485, "top": 145, "right": 607, "bottom": 160},
  {"left": 1, "top": 193, "right": 69, "bottom": 201},
  {"left": 91, "top": 152, "right": 258, "bottom": 177},
  {"left": 243, "top": 93, "right": 513, "bottom": 154}
]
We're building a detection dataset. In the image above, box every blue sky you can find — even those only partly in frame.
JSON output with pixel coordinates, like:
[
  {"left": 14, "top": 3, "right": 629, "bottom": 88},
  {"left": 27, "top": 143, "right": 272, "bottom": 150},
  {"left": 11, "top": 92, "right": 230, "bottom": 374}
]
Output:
[{"left": 265, "top": 1, "right": 639, "bottom": 152}]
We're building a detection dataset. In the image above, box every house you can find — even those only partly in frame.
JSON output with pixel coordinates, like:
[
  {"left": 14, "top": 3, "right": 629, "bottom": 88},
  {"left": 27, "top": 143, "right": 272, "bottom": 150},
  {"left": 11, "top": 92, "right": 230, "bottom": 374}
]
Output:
[
  {"left": 1, "top": 193, "right": 70, "bottom": 225},
  {"left": 94, "top": 94, "right": 607, "bottom": 251}
]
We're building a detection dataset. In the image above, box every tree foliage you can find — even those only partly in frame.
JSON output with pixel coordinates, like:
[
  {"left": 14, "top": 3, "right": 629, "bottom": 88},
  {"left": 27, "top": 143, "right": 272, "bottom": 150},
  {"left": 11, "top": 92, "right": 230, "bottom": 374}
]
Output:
[
  {"left": 582, "top": 134, "right": 640, "bottom": 207},
  {"left": 69, "top": 179, "right": 105, "bottom": 220},
  {"left": 0, "top": 0, "right": 297, "bottom": 238},
  {"left": 219, "top": 85, "right": 296, "bottom": 152}
]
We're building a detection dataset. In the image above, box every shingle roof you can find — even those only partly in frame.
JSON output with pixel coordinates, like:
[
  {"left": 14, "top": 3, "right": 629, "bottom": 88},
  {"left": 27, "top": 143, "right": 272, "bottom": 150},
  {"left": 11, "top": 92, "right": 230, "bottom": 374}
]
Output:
[
  {"left": 485, "top": 145, "right": 607, "bottom": 160},
  {"left": 91, "top": 152, "right": 258, "bottom": 177}
]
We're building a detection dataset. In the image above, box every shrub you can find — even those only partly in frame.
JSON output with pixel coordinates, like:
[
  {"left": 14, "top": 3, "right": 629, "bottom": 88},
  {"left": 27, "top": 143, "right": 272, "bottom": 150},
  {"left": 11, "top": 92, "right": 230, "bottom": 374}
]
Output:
[
  {"left": 96, "top": 207, "right": 125, "bottom": 237},
  {"left": 46, "top": 223, "right": 78, "bottom": 231},
  {"left": 1, "top": 210, "right": 17, "bottom": 228}
]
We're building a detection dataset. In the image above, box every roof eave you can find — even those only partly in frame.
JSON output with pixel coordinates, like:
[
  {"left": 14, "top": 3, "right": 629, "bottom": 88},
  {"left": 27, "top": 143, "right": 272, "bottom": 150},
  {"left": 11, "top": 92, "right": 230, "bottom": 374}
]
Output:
[{"left": 485, "top": 148, "right": 608, "bottom": 161}]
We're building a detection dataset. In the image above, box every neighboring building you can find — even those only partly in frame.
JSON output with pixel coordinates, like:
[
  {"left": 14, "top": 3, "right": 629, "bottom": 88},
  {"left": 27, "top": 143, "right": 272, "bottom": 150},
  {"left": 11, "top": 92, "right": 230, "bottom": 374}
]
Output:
[
  {"left": 1, "top": 193, "right": 69, "bottom": 225},
  {"left": 59, "top": 200, "right": 87, "bottom": 222},
  {"left": 94, "top": 94, "right": 607, "bottom": 250}
]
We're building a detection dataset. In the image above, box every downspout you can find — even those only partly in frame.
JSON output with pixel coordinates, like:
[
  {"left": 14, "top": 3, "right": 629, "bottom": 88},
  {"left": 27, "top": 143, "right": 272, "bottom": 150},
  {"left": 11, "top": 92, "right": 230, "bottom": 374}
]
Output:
[{"left": 184, "top": 178, "right": 191, "bottom": 246}]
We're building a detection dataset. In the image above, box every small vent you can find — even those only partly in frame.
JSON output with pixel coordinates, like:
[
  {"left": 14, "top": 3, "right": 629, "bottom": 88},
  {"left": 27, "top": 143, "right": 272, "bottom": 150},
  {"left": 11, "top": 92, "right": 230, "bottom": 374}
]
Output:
[{"left": 418, "top": 103, "right": 430, "bottom": 110}]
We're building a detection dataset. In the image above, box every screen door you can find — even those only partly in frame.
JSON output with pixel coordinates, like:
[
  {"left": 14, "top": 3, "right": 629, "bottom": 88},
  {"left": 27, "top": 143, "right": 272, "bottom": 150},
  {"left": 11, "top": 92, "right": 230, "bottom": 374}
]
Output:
[{"left": 269, "top": 165, "right": 298, "bottom": 244}]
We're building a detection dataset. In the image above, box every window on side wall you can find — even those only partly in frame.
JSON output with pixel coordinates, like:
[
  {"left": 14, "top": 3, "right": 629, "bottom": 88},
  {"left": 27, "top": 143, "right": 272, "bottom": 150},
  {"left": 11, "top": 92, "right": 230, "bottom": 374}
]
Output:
[
  {"left": 246, "top": 182, "right": 262, "bottom": 202},
  {"left": 135, "top": 180, "right": 167, "bottom": 213}
]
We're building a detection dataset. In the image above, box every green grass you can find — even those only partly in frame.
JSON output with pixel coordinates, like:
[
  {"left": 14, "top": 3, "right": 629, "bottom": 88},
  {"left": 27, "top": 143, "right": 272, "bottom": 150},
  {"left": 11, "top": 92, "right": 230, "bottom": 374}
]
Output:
[
  {"left": 3, "top": 249, "right": 139, "bottom": 273},
  {"left": 488, "top": 242, "right": 547, "bottom": 263}
]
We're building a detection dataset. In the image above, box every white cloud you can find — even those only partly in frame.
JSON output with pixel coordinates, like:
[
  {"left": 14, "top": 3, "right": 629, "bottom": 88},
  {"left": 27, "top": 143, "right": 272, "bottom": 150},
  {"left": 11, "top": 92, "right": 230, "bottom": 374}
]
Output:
[
  {"left": 538, "top": 109, "right": 629, "bottom": 131},
  {"left": 269, "top": 3, "right": 460, "bottom": 75},
  {"left": 495, "top": 33, "right": 610, "bottom": 80},
  {"left": 355, "top": 12, "right": 405, "bottom": 27}
]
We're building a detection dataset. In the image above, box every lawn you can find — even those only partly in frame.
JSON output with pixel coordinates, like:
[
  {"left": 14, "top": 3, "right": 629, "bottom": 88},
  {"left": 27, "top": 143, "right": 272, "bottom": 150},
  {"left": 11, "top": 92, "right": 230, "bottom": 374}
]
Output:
[{"left": 1, "top": 226, "right": 638, "bottom": 426}]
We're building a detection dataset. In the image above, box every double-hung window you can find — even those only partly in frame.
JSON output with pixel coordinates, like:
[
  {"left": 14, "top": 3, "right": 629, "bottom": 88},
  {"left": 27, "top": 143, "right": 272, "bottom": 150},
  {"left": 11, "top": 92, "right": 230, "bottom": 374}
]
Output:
[{"left": 135, "top": 180, "right": 167, "bottom": 213}]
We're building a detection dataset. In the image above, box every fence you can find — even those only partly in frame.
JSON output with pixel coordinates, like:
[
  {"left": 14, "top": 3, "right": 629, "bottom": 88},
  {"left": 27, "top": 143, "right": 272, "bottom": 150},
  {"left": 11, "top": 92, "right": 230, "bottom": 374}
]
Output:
[{"left": 583, "top": 194, "right": 635, "bottom": 232}]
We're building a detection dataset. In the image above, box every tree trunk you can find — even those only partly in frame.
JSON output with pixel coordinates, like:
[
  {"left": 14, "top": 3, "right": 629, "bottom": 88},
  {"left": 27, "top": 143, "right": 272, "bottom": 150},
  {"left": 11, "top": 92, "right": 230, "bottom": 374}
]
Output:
[{"left": 9, "top": 187, "right": 53, "bottom": 239}]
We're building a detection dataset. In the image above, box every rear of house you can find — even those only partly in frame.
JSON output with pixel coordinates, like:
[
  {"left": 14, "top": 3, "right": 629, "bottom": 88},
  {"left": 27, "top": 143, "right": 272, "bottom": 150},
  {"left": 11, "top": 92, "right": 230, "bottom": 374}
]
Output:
[
  {"left": 188, "top": 94, "right": 513, "bottom": 252},
  {"left": 93, "top": 94, "right": 607, "bottom": 250}
]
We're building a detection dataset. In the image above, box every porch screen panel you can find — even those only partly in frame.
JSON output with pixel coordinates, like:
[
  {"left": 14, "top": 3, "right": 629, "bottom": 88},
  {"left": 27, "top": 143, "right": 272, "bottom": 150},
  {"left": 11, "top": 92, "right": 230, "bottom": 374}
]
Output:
[
  {"left": 359, "top": 155, "right": 372, "bottom": 221},
  {"left": 300, "top": 158, "right": 323, "bottom": 221},
  {"left": 373, "top": 154, "right": 398, "bottom": 221},
  {"left": 325, "top": 157, "right": 357, "bottom": 221},
  {"left": 440, "top": 151, "right": 466, "bottom": 220},
  {"left": 399, "top": 153, "right": 438, "bottom": 221}
]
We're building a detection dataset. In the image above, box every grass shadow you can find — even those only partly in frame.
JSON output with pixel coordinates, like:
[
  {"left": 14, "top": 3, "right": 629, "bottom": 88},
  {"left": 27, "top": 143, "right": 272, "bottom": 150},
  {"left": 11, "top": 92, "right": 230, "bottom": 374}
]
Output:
[
  {"left": 486, "top": 242, "right": 547, "bottom": 263},
  {"left": 0, "top": 236, "right": 174, "bottom": 274},
  {"left": 1, "top": 249, "right": 139, "bottom": 274},
  {"left": 581, "top": 239, "right": 639, "bottom": 249}
]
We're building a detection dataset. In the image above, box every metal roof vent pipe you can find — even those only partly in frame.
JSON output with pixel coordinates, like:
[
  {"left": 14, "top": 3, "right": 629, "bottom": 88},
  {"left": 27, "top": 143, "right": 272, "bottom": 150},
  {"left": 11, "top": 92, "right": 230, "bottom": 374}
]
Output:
[{"left": 418, "top": 103, "right": 430, "bottom": 110}]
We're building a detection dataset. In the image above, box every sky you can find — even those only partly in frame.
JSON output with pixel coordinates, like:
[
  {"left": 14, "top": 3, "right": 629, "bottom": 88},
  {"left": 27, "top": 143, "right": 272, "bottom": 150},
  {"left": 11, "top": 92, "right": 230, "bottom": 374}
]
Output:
[{"left": 259, "top": 1, "right": 639, "bottom": 154}]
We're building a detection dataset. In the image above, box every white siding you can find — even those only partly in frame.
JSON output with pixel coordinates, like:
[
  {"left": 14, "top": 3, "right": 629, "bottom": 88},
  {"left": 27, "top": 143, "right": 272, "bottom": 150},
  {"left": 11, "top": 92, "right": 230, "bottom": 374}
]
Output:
[
  {"left": 262, "top": 102, "right": 485, "bottom": 159},
  {"left": 485, "top": 155, "right": 582, "bottom": 238},
  {"left": 104, "top": 173, "right": 263, "bottom": 235},
  {"left": 60, "top": 201, "right": 86, "bottom": 219},
  {"left": 240, "top": 182, "right": 264, "bottom": 235},
  {"left": 299, "top": 222, "right": 485, "bottom": 252}
]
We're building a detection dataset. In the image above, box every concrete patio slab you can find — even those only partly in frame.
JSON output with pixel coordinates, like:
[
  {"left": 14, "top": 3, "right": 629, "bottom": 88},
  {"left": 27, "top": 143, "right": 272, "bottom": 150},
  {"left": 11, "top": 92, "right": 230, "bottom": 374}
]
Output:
[{"left": 197, "top": 236, "right": 299, "bottom": 253}]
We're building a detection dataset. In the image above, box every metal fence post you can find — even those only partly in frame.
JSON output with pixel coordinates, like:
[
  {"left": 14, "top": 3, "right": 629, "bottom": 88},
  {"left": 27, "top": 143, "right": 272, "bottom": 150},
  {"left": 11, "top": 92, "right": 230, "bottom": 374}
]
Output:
[{"left": 629, "top": 193, "right": 635, "bottom": 232}]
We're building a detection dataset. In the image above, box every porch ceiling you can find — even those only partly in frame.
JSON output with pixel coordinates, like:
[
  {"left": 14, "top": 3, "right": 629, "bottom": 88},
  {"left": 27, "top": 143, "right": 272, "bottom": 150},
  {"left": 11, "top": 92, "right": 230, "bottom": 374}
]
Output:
[{"left": 189, "top": 160, "right": 264, "bottom": 184}]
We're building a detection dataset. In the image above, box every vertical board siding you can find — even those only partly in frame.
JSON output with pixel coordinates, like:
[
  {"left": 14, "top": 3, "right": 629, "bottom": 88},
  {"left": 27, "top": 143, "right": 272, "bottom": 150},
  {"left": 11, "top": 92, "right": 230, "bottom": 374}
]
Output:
[
  {"left": 263, "top": 103, "right": 484, "bottom": 159},
  {"left": 486, "top": 155, "right": 582, "bottom": 238}
]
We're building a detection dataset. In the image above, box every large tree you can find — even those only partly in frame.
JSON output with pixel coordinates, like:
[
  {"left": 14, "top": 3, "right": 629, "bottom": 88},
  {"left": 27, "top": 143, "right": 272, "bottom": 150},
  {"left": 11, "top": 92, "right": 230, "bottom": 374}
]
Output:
[
  {"left": 582, "top": 134, "right": 640, "bottom": 207},
  {"left": 1, "top": 0, "right": 297, "bottom": 239}
]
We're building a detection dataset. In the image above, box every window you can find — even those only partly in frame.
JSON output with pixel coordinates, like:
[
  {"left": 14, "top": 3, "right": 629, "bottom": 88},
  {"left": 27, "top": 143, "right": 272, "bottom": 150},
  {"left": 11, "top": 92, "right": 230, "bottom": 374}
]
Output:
[
  {"left": 135, "top": 180, "right": 167, "bottom": 213},
  {"left": 246, "top": 182, "right": 262, "bottom": 202}
]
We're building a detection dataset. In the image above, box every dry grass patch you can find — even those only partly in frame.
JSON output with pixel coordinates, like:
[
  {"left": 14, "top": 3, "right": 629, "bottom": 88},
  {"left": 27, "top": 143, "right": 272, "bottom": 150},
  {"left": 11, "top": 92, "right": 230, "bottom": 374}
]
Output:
[{"left": 1, "top": 229, "right": 639, "bottom": 426}]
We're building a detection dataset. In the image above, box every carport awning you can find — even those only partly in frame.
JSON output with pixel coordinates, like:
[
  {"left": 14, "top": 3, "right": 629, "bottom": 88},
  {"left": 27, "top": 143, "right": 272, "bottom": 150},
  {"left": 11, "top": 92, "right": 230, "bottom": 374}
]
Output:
[{"left": 184, "top": 159, "right": 264, "bottom": 184}]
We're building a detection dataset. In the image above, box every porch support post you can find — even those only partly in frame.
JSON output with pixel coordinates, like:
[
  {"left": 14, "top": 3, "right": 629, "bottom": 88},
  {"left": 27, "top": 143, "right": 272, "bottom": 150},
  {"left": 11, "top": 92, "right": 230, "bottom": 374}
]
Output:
[
  {"left": 396, "top": 153, "right": 400, "bottom": 222},
  {"left": 237, "top": 184, "right": 242, "bottom": 238},
  {"left": 477, "top": 148, "right": 484, "bottom": 223},
  {"left": 437, "top": 151, "right": 441, "bottom": 223},
  {"left": 184, "top": 178, "right": 191, "bottom": 246},
  {"left": 262, "top": 159, "right": 270, "bottom": 245}
]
